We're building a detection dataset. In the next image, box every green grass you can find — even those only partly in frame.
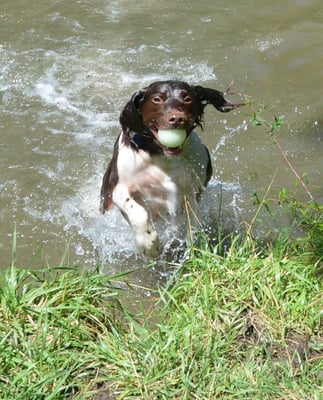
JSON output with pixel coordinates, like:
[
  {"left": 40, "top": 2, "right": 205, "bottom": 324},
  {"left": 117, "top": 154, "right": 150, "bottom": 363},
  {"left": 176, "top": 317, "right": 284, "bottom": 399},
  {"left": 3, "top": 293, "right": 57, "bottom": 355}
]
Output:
[
  {"left": 0, "top": 265, "right": 132, "bottom": 399},
  {"left": 0, "top": 232, "right": 322, "bottom": 399}
]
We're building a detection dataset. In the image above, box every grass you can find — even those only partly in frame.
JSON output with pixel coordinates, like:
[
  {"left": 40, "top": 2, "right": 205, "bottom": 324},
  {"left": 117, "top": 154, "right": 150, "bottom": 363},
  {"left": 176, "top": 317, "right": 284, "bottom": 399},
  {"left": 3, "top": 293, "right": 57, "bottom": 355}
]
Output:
[
  {"left": 0, "top": 226, "right": 322, "bottom": 399},
  {"left": 0, "top": 262, "right": 134, "bottom": 399}
]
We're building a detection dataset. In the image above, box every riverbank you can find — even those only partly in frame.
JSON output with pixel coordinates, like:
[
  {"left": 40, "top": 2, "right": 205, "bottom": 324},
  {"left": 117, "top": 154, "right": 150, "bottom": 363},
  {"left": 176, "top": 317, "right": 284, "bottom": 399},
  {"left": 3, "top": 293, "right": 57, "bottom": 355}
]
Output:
[{"left": 0, "top": 224, "right": 322, "bottom": 399}]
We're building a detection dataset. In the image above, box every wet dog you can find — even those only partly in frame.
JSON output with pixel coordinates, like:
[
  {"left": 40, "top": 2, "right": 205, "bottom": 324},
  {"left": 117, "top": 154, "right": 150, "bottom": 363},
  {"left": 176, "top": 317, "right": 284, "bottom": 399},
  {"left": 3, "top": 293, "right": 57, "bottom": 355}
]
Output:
[{"left": 100, "top": 80, "right": 242, "bottom": 257}]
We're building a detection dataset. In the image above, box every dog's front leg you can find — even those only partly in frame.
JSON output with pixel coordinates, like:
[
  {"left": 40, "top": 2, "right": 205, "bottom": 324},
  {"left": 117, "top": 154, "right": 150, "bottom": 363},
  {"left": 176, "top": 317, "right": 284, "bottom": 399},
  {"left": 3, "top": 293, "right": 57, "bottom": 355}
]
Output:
[{"left": 113, "top": 184, "right": 160, "bottom": 257}]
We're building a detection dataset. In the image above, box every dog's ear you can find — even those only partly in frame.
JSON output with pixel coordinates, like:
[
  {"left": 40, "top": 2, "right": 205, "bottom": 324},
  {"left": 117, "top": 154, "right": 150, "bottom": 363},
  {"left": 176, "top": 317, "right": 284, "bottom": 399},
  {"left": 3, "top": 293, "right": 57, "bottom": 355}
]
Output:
[
  {"left": 193, "top": 85, "right": 244, "bottom": 113},
  {"left": 119, "top": 90, "right": 146, "bottom": 133}
]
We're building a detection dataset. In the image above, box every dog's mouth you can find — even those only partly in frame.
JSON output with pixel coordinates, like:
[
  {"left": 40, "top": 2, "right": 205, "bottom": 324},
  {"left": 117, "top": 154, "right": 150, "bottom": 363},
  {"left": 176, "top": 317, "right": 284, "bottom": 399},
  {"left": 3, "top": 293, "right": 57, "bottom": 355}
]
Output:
[{"left": 150, "top": 126, "right": 188, "bottom": 156}]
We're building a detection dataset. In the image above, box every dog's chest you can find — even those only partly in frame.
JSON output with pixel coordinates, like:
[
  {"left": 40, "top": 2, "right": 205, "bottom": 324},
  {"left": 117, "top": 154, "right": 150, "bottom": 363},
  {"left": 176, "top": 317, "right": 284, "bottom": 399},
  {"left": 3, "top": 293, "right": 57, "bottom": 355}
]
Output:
[{"left": 116, "top": 143, "right": 204, "bottom": 217}]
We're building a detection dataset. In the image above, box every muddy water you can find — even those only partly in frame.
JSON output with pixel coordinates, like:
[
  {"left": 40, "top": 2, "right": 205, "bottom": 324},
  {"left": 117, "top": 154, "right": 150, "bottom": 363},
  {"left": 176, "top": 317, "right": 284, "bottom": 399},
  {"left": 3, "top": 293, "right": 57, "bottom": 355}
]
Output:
[{"left": 1, "top": 1, "right": 322, "bottom": 288}]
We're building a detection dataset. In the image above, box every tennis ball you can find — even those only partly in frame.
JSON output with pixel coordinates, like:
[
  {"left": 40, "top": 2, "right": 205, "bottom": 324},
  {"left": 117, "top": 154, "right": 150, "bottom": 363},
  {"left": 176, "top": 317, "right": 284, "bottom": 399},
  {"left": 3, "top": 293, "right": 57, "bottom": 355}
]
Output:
[{"left": 158, "top": 129, "right": 186, "bottom": 148}]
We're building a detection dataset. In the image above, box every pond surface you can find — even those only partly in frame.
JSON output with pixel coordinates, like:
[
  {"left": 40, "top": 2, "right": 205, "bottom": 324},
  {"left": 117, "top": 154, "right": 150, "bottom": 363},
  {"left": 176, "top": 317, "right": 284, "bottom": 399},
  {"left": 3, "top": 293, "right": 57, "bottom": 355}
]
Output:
[{"left": 1, "top": 0, "right": 322, "bottom": 288}]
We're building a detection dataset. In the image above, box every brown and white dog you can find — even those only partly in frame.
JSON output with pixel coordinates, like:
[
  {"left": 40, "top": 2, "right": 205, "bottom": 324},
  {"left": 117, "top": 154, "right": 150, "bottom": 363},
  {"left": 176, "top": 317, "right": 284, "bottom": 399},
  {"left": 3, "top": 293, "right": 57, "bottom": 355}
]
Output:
[{"left": 100, "top": 80, "right": 242, "bottom": 257}]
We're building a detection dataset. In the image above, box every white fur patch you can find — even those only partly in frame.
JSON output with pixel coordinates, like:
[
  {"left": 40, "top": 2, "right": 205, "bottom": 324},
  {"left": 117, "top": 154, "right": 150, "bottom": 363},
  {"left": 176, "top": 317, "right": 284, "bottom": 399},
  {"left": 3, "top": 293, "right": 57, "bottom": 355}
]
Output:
[{"left": 110, "top": 131, "right": 209, "bottom": 257}]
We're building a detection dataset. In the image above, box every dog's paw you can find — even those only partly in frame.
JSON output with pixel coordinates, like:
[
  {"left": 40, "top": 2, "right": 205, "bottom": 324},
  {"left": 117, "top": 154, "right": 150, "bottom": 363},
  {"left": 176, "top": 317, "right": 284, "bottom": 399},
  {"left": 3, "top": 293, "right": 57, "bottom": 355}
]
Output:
[{"left": 135, "top": 229, "right": 160, "bottom": 258}]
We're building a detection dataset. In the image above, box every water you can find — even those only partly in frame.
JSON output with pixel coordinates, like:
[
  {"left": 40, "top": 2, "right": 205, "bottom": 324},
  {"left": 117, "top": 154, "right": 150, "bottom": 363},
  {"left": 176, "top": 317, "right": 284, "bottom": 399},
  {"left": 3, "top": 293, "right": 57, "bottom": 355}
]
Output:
[{"left": 1, "top": 0, "right": 322, "bottom": 288}]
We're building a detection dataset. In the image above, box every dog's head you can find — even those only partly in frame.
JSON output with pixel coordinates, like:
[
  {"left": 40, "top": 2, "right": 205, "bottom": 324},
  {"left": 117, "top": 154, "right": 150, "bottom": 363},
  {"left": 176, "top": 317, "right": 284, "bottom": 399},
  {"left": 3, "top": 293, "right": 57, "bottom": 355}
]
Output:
[{"left": 120, "top": 80, "right": 244, "bottom": 156}]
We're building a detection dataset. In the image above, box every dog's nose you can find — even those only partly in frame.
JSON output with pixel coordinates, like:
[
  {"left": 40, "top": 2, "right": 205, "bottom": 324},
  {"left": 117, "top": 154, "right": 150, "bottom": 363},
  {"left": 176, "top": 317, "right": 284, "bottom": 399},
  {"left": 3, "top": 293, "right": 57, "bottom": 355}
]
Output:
[{"left": 167, "top": 113, "right": 185, "bottom": 126}]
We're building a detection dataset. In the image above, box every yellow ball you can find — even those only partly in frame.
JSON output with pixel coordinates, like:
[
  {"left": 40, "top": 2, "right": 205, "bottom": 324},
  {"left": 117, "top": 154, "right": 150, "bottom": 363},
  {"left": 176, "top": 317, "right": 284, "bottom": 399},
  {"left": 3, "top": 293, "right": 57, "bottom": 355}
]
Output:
[{"left": 158, "top": 129, "right": 187, "bottom": 148}]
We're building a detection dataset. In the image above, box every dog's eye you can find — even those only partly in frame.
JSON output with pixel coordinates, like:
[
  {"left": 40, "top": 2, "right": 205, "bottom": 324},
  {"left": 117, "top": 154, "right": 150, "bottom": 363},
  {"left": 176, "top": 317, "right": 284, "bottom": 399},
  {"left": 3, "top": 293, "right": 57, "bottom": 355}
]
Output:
[
  {"left": 152, "top": 96, "right": 163, "bottom": 104},
  {"left": 183, "top": 95, "right": 192, "bottom": 104}
]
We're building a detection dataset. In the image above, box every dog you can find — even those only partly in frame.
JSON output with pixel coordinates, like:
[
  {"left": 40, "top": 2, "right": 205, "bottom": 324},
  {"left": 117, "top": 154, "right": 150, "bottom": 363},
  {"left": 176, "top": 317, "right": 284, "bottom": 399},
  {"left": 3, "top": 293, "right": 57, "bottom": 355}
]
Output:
[{"left": 100, "top": 80, "right": 243, "bottom": 257}]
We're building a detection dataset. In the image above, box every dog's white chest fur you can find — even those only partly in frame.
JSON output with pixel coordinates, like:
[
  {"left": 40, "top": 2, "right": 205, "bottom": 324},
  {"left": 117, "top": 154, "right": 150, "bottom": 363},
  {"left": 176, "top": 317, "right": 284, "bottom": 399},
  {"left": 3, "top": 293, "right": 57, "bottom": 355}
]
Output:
[{"left": 112, "top": 132, "right": 209, "bottom": 255}]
